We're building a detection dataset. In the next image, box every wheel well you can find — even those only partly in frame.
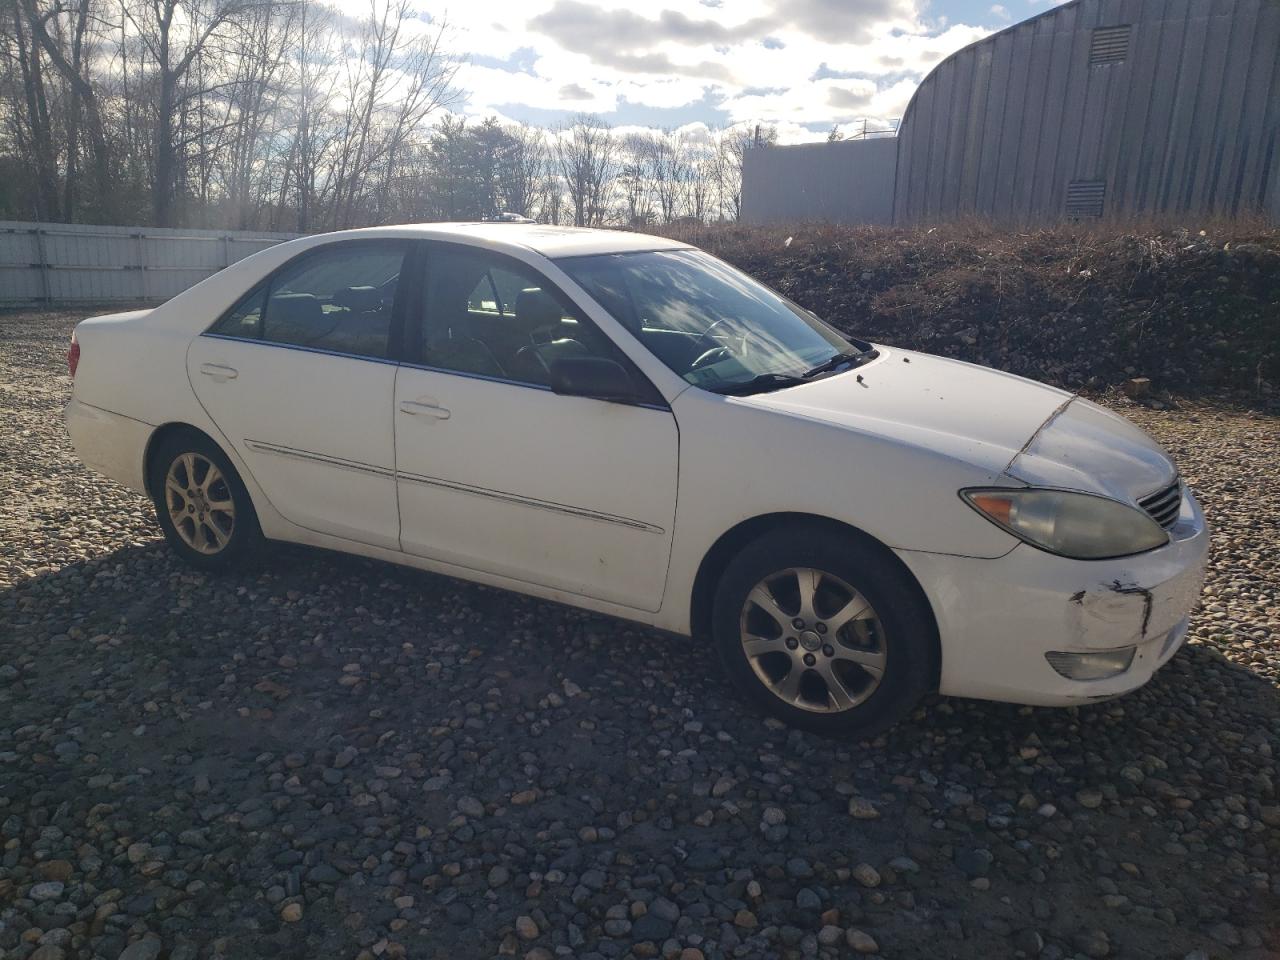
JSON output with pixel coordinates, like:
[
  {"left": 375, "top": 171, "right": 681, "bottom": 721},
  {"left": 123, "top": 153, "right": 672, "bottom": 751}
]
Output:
[
  {"left": 141, "top": 422, "right": 222, "bottom": 499},
  {"left": 689, "top": 512, "right": 942, "bottom": 689}
]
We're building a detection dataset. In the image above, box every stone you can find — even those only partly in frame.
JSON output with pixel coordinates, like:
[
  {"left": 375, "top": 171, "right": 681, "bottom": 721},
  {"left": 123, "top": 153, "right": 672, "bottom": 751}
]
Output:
[
  {"left": 515, "top": 916, "right": 539, "bottom": 940},
  {"left": 852, "top": 863, "right": 881, "bottom": 888},
  {"left": 1122, "top": 377, "right": 1152, "bottom": 399},
  {"left": 1076, "top": 789, "right": 1104, "bottom": 809},
  {"left": 34, "top": 860, "right": 73, "bottom": 882},
  {"left": 818, "top": 925, "right": 844, "bottom": 946},
  {"left": 118, "top": 939, "right": 163, "bottom": 960},
  {"left": 29, "top": 881, "right": 64, "bottom": 902},
  {"left": 847, "top": 929, "right": 879, "bottom": 954},
  {"left": 847, "top": 797, "right": 879, "bottom": 819}
]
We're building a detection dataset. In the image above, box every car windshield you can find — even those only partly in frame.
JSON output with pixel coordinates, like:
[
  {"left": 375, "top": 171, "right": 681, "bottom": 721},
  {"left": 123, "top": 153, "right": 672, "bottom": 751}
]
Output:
[{"left": 557, "top": 249, "right": 867, "bottom": 394}]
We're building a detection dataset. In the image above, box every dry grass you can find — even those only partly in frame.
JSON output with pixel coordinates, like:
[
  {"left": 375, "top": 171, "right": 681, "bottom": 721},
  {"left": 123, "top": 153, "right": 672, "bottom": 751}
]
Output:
[{"left": 652, "top": 220, "right": 1280, "bottom": 399}]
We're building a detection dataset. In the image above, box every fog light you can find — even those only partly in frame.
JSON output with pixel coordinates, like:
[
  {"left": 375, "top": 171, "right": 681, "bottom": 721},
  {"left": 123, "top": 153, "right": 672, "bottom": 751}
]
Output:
[{"left": 1045, "top": 647, "right": 1136, "bottom": 681}]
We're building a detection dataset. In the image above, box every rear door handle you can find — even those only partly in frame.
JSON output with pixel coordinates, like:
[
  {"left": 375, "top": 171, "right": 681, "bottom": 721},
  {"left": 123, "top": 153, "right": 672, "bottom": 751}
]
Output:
[
  {"left": 399, "top": 400, "right": 450, "bottom": 420},
  {"left": 199, "top": 363, "right": 238, "bottom": 381}
]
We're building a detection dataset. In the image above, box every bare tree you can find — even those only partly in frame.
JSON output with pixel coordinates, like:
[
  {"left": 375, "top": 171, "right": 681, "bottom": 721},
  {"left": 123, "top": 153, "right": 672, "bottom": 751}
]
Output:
[
  {"left": 555, "top": 113, "right": 616, "bottom": 227},
  {"left": 280, "top": 0, "right": 338, "bottom": 231},
  {"left": 497, "top": 121, "right": 548, "bottom": 219},
  {"left": 121, "top": 0, "right": 265, "bottom": 225},
  {"left": 3, "top": 0, "right": 61, "bottom": 219},
  {"left": 15, "top": 0, "right": 113, "bottom": 217},
  {"left": 0, "top": 0, "right": 763, "bottom": 233},
  {"left": 617, "top": 131, "right": 656, "bottom": 227},
  {"left": 219, "top": 0, "right": 299, "bottom": 227},
  {"left": 709, "top": 122, "right": 775, "bottom": 221},
  {"left": 327, "top": 0, "right": 457, "bottom": 228},
  {"left": 651, "top": 128, "right": 690, "bottom": 224}
]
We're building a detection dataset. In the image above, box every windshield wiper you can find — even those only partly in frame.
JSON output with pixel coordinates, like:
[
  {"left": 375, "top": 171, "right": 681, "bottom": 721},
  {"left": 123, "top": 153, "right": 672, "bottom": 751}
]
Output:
[
  {"left": 802, "top": 348, "right": 877, "bottom": 379},
  {"left": 711, "top": 373, "right": 808, "bottom": 396}
]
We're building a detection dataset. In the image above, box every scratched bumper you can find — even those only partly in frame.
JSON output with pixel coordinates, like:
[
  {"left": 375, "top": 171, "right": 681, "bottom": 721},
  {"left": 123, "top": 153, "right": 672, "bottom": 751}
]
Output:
[{"left": 896, "top": 487, "right": 1209, "bottom": 706}]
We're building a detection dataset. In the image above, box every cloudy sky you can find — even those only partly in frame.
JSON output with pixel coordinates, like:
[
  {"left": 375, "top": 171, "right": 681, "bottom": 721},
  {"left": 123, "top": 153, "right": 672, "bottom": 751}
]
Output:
[{"left": 375, "top": 0, "right": 1068, "bottom": 143}]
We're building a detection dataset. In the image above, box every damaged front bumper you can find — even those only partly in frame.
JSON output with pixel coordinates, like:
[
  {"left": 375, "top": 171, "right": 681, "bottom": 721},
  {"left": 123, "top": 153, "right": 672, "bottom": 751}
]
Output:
[{"left": 896, "top": 487, "right": 1209, "bottom": 707}]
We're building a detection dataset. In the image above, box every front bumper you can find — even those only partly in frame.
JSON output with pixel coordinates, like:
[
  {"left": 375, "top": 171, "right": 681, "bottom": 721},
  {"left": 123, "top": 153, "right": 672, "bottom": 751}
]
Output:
[{"left": 897, "top": 487, "right": 1209, "bottom": 706}]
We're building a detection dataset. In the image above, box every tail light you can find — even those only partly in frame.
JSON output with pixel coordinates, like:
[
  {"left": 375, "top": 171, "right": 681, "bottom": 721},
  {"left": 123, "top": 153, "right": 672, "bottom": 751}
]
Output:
[{"left": 68, "top": 332, "right": 80, "bottom": 378}]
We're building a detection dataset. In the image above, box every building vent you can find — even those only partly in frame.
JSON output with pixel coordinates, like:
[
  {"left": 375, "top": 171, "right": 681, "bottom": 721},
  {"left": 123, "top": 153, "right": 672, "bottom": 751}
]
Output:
[
  {"left": 1090, "top": 25, "right": 1132, "bottom": 65},
  {"left": 1066, "top": 180, "right": 1107, "bottom": 218}
]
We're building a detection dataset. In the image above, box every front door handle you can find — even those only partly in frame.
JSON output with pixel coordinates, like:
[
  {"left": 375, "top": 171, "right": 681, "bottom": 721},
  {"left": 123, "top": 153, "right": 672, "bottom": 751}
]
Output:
[
  {"left": 199, "top": 362, "right": 238, "bottom": 381},
  {"left": 399, "top": 400, "right": 450, "bottom": 420}
]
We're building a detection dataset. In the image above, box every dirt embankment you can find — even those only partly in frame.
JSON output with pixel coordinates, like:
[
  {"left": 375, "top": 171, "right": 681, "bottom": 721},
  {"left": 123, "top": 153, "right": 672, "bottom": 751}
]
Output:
[{"left": 659, "top": 222, "right": 1280, "bottom": 402}]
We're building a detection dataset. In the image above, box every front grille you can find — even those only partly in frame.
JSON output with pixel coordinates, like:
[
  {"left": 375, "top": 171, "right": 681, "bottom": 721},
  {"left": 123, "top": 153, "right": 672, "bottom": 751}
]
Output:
[{"left": 1139, "top": 481, "right": 1182, "bottom": 530}]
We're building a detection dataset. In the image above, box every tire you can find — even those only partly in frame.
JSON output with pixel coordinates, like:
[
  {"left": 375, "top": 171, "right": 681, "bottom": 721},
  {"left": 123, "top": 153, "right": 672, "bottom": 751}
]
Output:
[
  {"left": 148, "top": 430, "right": 262, "bottom": 571},
  {"left": 711, "top": 523, "right": 937, "bottom": 738}
]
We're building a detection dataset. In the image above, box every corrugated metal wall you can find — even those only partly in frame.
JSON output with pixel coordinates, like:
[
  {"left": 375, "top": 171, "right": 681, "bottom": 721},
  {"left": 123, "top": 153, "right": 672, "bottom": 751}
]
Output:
[
  {"left": 742, "top": 138, "right": 898, "bottom": 225},
  {"left": 0, "top": 221, "right": 296, "bottom": 304},
  {"left": 893, "top": 0, "right": 1280, "bottom": 224}
]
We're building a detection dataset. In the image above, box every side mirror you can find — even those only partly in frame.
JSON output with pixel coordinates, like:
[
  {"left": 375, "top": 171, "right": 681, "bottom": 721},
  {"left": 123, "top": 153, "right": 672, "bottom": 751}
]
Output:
[{"left": 549, "top": 357, "right": 638, "bottom": 403}]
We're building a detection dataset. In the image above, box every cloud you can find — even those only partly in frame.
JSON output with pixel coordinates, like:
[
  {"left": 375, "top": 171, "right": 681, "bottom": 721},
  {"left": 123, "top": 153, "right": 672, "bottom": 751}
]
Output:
[
  {"left": 321, "top": 0, "right": 997, "bottom": 144},
  {"left": 827, "top": 85, "right": 874, "bottom": 111},
  {"left": 991, "top": 4, "right": 1011, "bottom": 19},
  {"left": 527, "top": 1, "right": 763, "bottom": 79},
  {"left": 771, "top": 0, "right": 920, "bottom": 42},
  {"left": 528, "top": 1, "right": 771, "bottom": 52}
]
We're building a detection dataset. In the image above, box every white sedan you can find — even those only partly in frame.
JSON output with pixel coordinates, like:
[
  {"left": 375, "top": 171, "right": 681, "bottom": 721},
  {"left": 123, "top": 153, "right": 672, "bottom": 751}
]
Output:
[{"left": 65, "top": 223, "right": 1209, "bottom": 736}]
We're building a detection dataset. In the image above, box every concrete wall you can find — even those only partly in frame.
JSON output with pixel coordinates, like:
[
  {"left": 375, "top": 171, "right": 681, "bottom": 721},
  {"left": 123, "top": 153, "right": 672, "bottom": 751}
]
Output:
[
  {"left": 741, "top": 138, "right": 898, "bottom": 225},
  {"left": 0, "top": 221, "right": 297, "bottom": 304},
  {"left": 894, "top": 0, "right": 1280, "bottom": 224}
]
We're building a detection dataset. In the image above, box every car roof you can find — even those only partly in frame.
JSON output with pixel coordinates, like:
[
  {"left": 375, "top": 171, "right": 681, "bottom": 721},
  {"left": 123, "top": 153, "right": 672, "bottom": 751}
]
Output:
[{"left": 316, "top": 222, "right": 693, "bottom": 259}]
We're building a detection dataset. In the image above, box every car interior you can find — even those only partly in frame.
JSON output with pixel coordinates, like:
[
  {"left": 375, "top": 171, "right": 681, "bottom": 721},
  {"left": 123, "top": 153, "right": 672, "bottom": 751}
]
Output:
[
  {"left": 553, "top": 259, "right": 732, "bottom": 376},
  {"left": 418, "top": 259, "right": 600, "bottom": 386},
  {"left": 264, "top": 271, "right": 400, "bottom": 359}
]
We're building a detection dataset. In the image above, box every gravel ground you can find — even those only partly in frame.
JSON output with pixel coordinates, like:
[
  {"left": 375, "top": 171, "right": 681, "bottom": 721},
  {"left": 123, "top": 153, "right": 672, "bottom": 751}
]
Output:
[{"left": 2, "top": 308, "right": 1278, "bottom": 960}]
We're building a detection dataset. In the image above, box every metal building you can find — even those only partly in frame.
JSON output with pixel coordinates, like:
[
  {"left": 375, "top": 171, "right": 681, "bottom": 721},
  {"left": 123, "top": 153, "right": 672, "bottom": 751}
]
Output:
[
  {"left": 741, "top": 138, "right": 898, "bottom": 225},
  {"left": 893, "top": 0, "right": 1280, "bottom": 224}
]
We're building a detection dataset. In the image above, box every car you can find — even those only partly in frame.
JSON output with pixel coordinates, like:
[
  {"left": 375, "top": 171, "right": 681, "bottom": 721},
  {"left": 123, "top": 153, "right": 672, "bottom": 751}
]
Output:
[{"left": 64, "top": 223, "right": 1209, "bottom": 736}]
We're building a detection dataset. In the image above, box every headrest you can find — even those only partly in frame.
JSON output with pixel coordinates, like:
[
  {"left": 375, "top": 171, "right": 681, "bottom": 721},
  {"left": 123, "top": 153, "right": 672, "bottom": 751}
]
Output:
[
  {"left": 334, "top": 285, "right": 380, "bottom": 312},
  {"left": 514, "top": 287, "right": 563, "bottom": 329},
  {"left": 268, "top": 293, "right": 323, "bottom": 330}
]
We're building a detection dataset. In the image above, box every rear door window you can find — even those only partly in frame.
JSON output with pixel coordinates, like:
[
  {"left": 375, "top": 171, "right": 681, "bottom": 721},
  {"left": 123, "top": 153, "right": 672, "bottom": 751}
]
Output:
[{"left": 209, "top": 241, "right": 409, "bottom": 361}]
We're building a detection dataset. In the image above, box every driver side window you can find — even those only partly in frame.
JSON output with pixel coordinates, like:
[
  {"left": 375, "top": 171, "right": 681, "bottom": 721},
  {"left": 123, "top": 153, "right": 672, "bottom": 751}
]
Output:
[{"left": 416, "top": 244, "right": 621, "bottom": 389}]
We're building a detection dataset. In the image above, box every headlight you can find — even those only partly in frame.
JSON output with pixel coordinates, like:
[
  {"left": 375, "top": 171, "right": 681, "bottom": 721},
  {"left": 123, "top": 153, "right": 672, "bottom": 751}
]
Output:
[{"left": 961, "top": 487, "right": 1169, "bottom": 560}]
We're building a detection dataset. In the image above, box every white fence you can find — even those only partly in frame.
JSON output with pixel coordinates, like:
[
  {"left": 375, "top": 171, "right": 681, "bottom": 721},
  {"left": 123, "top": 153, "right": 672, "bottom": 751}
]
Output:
[{"left": 0, "top": 220, "right": 298, "bottom": 305}]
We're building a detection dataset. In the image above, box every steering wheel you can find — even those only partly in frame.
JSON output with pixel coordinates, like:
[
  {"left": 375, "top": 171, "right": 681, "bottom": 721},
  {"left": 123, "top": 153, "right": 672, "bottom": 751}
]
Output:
[
  {"left": 693, "top": 317, "right": 734, "bottom": 353},
  {"left": 689, "top": 346, "right": 732, "bottom": 371}
]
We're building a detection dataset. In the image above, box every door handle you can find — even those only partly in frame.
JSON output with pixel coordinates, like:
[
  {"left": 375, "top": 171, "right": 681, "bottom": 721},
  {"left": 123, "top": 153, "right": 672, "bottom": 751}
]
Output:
[
  {"left": 399, "top": 400, "right": 450, "bottom": 420},
  {"left": 199, "top": 362, "right": 238, "bottom": 381}
]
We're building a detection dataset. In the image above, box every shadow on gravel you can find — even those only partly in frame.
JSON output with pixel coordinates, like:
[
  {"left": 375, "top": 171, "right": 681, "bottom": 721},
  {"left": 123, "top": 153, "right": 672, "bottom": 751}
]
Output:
[{"left": 2, "top": 540, "right": 1278, "bottom": 960}]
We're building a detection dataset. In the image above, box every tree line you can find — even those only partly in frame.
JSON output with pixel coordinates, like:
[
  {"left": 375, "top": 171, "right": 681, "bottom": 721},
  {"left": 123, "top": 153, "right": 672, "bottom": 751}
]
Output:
[{"left": 0, "top": 0, "right": 778, "bottom": 231}]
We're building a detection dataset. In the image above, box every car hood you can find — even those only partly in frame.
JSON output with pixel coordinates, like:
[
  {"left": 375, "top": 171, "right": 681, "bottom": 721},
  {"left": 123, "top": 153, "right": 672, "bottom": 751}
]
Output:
[
  {"left": 739, "top": 347, "right": 1072, "bottom": 477},
  {"left": 739, "top": 348, "right": 1177, "bottom": 501},
  {"left": 1007, "top": 396, "right": 1177, "bottom": 502}
]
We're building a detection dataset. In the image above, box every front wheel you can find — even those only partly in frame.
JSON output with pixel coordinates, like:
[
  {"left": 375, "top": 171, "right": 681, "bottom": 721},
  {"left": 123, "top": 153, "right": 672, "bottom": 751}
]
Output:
[
  {"left": 711, "top": 525, "right": 937, "bottom": 738},
  {"left": 149, "top": 431, "right": 261, "bottom": 571}
]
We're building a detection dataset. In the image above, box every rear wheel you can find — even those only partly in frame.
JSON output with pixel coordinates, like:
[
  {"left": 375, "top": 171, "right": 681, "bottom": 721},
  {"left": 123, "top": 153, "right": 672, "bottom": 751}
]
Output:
[
  {"left": 149, "top": 431, "right": 261, "bottom": 570},
  {"left": 712, "top": 525, "right": 936, "bottom": 738}
]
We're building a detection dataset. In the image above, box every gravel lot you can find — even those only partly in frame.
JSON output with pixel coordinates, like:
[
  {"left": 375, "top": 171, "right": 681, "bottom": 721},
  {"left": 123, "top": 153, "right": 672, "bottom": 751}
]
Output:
[{"left": 2, "top": 308, "right": 1278, "bottom": 960}]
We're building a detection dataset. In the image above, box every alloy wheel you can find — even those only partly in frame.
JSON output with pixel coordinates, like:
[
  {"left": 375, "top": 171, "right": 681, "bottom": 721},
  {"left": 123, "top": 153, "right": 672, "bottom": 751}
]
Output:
[
  {"left": 164, "top": 452, "right": 235, "bottom": 555},
  {"left": 738, "top": 567, "right": 887, "bottom": 713}
]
